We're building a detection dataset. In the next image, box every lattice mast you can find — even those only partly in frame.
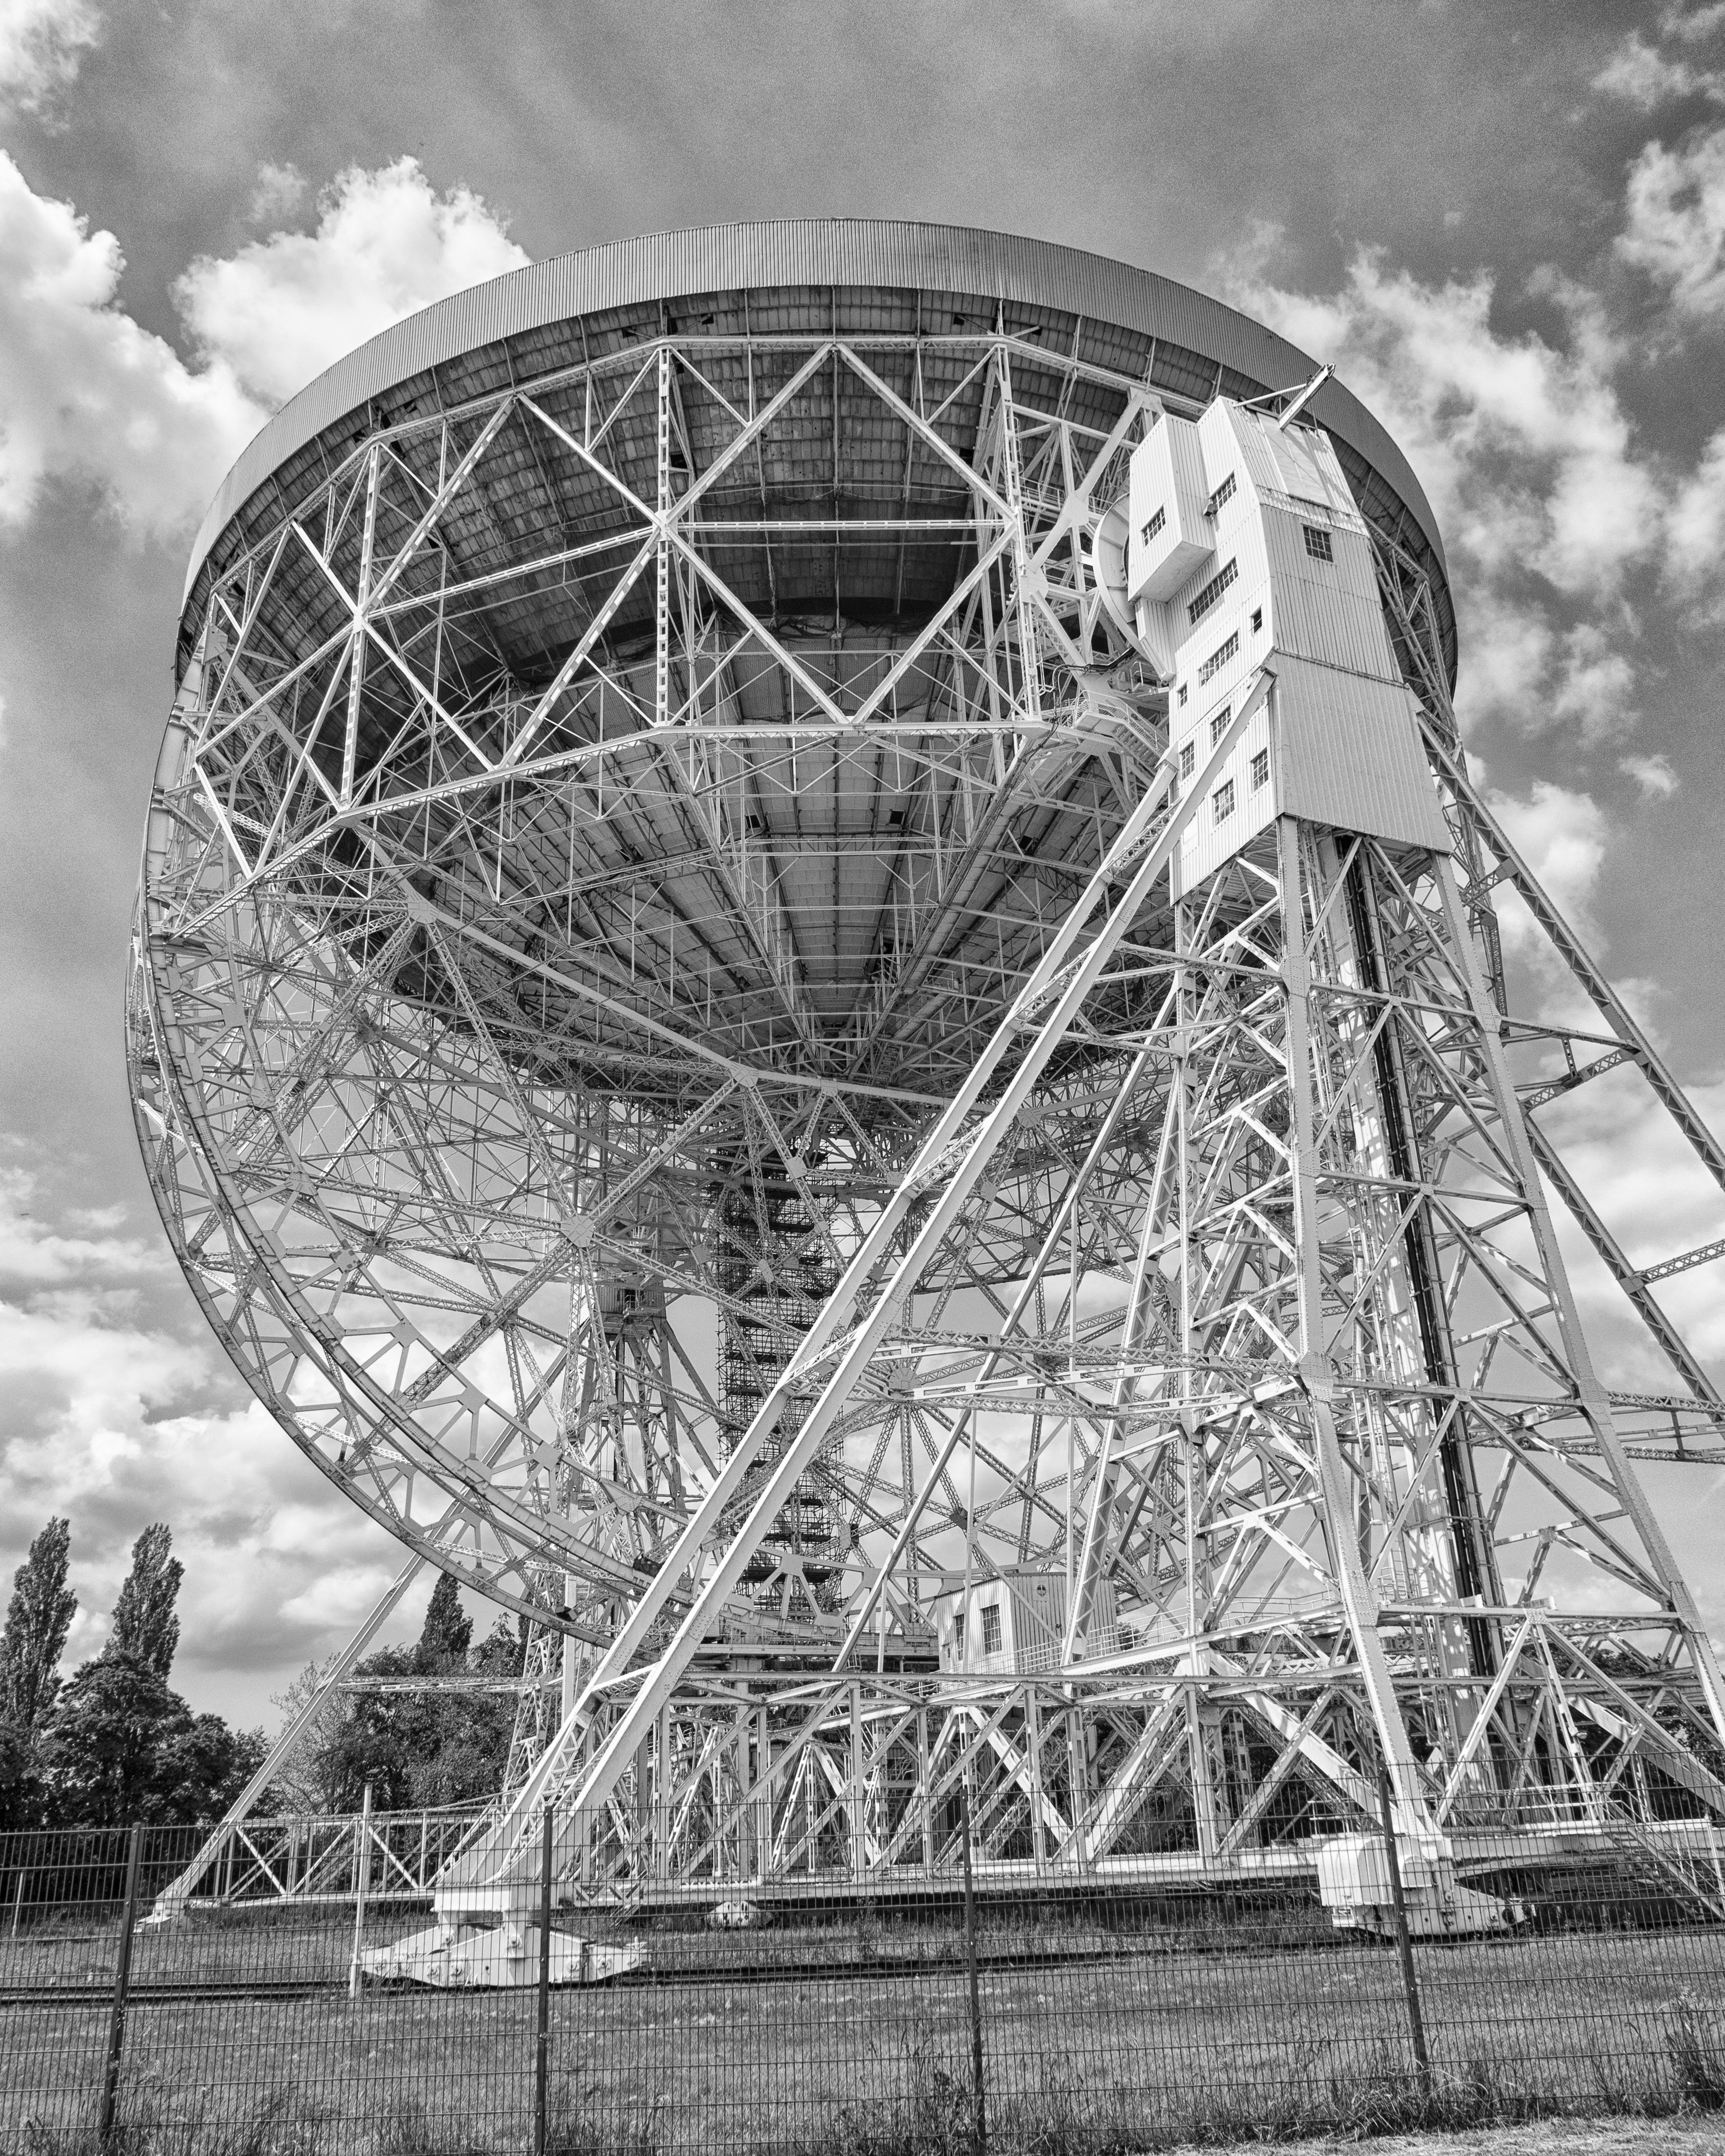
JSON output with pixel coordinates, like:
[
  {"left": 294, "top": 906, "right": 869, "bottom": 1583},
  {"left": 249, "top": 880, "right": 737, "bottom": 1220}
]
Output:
[{"left": 440, "top": 385, "right": 1725, "bottom": 1914}]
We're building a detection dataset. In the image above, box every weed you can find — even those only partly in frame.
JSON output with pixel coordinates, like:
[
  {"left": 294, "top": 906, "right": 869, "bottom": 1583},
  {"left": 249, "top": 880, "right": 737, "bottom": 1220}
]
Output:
[{"left": 1668, "top": 1999, "right": 1725, "bottom": 2109}]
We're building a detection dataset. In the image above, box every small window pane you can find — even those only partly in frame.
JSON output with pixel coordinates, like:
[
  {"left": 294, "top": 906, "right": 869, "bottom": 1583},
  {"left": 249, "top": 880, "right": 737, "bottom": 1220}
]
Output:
[
  {"left": 1213, "top": 779, "right": 1235, "bottom": 824},
  {"left": 982, "top": 1604, "right": 1002, "bottom": 1655},
  {"left": 1251, "top": 748, "right": 1270, "bottom": 790},
  {"left": 1303, "top": 524, "right": 1333, "bottom": 562},
  {"left": 1199, "top": 631, "right": 1239, "bottom": 685}
]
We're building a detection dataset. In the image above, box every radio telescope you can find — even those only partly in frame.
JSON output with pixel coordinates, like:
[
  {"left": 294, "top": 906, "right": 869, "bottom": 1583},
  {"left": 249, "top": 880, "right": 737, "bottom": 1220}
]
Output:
[{"left": 132, "top": 221, "right": 1725, "bottom": 1927}]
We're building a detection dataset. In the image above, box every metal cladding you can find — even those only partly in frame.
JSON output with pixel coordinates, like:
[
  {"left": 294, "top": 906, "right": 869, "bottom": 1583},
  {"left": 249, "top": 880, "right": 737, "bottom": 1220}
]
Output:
[{"left": 134, "top": 219, "right": 1725, "bottom": 1925}]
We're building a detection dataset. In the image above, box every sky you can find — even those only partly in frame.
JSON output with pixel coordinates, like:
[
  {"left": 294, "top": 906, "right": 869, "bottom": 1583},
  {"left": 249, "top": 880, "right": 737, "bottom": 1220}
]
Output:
[{"left": 2, "top": 0, "right": 1725, "bottom": 1729}]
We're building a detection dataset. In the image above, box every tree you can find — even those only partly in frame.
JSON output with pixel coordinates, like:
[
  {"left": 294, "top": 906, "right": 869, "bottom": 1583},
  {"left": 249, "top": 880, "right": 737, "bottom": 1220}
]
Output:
[
  {"left": 109, "top": 1523, "right": 182, "bottom": 1679},
  {"left": 0, "top": 1517, "right": 77, "bottom": 1730},
  {"left": 40, "top": 1654, "right": 265, "bottom": 1825},
  {"left": 41, "top": 1654, "right": 182, "bottom": 1823},
  {"left": 0, "top": 1713, "right": 37, "bottom": 1830},
  {"left": 416, "top": 1571, "right": 472, "bottom": 1669},
  {"left": 309, "top": 1598, "right": 521, "bottom": 1813},
  {"left": 265, "top": 1660, "right": 346, "bottom": 1813}
]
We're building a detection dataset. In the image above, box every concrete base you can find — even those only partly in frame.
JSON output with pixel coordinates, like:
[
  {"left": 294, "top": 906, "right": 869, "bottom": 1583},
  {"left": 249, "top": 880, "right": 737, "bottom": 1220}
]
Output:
[{"left": 360, "top": 1920, "right": 643, "bottom": 1989}]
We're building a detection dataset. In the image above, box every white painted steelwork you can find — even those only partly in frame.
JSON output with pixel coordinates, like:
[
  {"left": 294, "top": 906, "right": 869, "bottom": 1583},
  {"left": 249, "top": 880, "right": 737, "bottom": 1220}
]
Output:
[{"left": 130, "top": 222, "right": 1725, "bottom": 1928}]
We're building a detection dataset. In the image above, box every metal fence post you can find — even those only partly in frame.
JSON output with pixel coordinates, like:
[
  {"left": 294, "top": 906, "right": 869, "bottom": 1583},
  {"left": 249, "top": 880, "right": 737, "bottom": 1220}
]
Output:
[
  {"left": 9, "top": 1864, "right": 24, "bottom": 1939},
  {"left": 348, "top": 1781, "right": 374, "bottom": 2001},
  {"left": 1376, "top": 1762, "right": 1432, "bottom": 2096},
  {"left": 958, "top": 1767, "right": 987, "bottom": 2156},
  {"left": 97, "top": 1823, "right": 143, "bottom": 2146},
  {"left": 534, "top": 1802, "right": 554, "bottom": 2156}
]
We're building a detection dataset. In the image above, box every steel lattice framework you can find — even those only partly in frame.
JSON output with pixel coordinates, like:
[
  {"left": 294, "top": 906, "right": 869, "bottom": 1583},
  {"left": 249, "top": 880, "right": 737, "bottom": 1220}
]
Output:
[{"left": 130, "top": 223, "right": 1725, "bottom": 1923}]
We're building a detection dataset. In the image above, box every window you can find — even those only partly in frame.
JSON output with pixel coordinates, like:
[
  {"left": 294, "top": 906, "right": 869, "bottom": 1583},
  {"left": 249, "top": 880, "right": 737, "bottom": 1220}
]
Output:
[
  {"left": 1187, "top": 557, "right": 1238, "bottom": 626},
  {"left": 1210, "top": 707, "right": 1231, "bottom": 747},
  {"left": 953, "top": 1613, "right": 964, "bottom": 1660},
  {"left": 1178, "top": 683, "right": 1189, "bottom": 707},
  {"left": 981, "top": 1604, "right": 1003, "bottom": 1655},
  {"left": 1179, "top": 741, "right": 1196, "bottom": 782},
  {"left": 1251, "top": 748, "right": 1270, "bottom": 791},
  {"left": 1142, "top": 505, "right": 1166, "bottom": 546},
  {"left": 1250, "top": 607, "right": 1263, "bottom": 634},
  {"left": 1303, "top": 524, "right": 1333, "bottom": 562},
  {"left": 1207, "top": 472, "right": 1236, "bottom": 517},
  {"left": 1212, "top": 779, "right": 1236, "bottom": 824},
  {"left": 1198, "top": 630, "right": 1240, "bottom": 685}
]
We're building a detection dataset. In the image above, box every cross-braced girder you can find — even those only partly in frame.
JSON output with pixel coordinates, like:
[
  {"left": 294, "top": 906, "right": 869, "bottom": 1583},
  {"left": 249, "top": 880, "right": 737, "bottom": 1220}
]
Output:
[{"left": 131, "top": 290, "right": 1725, "bottom": 1917}]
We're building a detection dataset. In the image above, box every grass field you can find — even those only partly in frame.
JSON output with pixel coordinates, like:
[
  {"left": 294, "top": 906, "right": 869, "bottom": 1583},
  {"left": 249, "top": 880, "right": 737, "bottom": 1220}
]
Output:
[{"left": 4, "top": 1898, "right": 1725, "bottom": 2154}]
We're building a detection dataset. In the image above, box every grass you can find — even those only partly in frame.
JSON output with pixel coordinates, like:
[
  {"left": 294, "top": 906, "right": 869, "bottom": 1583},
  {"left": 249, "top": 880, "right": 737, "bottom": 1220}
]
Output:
[{"left": 5, "top": 1900, "right": 1725, "bottom": 2155}]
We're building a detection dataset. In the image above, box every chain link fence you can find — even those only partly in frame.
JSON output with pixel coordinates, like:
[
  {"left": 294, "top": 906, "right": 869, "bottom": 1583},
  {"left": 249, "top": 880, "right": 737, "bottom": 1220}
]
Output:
[{"left": 5, "top": 1802, "right": 1725, "bottom": 2155}]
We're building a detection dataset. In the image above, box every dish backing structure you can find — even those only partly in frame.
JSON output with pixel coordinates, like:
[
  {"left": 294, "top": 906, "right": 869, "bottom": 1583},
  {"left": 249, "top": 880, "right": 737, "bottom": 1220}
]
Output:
[{"left": 131, "top": 221, "right": 1725, "bottom": 1935}]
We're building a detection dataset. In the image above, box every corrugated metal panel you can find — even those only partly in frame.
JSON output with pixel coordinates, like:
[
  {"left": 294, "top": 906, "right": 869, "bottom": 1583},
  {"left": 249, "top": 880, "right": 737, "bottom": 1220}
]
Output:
[
  {"left": 182, "top": 219, "right": 1450, "bottom": 619},
  {"left": 1276, "top": 657, "right": 1451, "bottom": 854}
]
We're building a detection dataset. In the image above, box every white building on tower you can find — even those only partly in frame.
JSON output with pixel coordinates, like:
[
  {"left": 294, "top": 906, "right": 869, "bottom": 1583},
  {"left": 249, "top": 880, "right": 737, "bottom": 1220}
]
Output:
[{"left": 1124, "top": 399, "right": 1449, "bottom": 896}]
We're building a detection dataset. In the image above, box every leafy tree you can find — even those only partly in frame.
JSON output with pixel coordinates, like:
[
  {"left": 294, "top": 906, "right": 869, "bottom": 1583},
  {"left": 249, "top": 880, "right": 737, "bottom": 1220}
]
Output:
[
  {"left": 0, "top": 1713, "right": 37, "bottom": 1830},
  {"left": 417, "top": 1570, "right": 473, "bottom": 1668},
  {"left": 0, "top": 1517, "right": 77, "bottom": 1730},
  {"left": 153, "top": 1710, "right": 268, "bottom": 1824},
  {"left": 265, "top": 1659, "right": 345, "bottom": 1814},
  {"left": 40, "top": 1653, "right": 265, "bottom": 1825},
  {"left": 109, "top": 1523, "right": 182, "bottom": 1679},
  {"left": 310, "top": 1582, "right": 520, "bottom": 1812}
]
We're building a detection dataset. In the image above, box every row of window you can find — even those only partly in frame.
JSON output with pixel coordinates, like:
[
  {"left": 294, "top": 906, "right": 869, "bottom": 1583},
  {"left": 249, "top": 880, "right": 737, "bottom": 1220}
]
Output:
[
  {"left": 952, "top": 1605, "right": 1004, "bottom": 1656},
  {"left": 1198, "top": 629, "right": 1240, "bottom": 685},
  {"left": 1210, "top": 749, "right": 1272, "bottom": 825},
  {"left": 1142, "top": 486, "right": 1326, "bottom": 572},
  {"left": 1187, "top": 556, "right": 1238, "bottom": 626},
  {"left": 1178, "top": 731, "right": 1271, "bottom": 798}
]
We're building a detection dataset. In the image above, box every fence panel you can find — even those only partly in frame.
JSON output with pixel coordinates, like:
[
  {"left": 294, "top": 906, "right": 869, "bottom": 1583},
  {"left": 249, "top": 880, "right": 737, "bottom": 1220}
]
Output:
[{"left": 4, "top": 1812, "right": 1725, "bottom": 2153}]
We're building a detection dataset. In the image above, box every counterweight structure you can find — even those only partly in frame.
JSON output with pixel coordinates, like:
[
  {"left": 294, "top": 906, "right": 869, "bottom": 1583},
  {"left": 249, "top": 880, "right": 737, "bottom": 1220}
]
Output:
[{"left": 130, "top": 223, "right": 1725, "bottom": 1930}]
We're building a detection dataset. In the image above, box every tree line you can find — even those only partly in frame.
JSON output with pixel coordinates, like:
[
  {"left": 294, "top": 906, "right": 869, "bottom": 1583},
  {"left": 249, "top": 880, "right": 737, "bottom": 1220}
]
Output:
[{"left": 0, "top": 1518, "right": 525, "bottom": 1829}]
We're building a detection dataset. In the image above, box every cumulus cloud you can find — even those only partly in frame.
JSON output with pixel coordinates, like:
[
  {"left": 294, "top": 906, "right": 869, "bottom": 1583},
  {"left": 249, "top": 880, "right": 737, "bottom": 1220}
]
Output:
[
  {"left": 1663, "top": 2, "right": 1725, "bottom": 45},
  {"left": 0, "top": 1165, "right": 165, "bottom": 1283},
  {"left": 1619, "top": 125, "right": 1725, "bottom": 320},
  {"left": 176, "top": 157, "right": 529, "bottom": 410},
  {"left": 1540, "top": 1065, "right": 1725, "bottom": 1377},
  {"left": 1551, "top": 622, "right": 1639, "bottom": 739},
  {"left": 0, "top": 1155, "right": 400, "bottom": 1717},
  {"left": 0, "top": 148, "right": 263, "bottom": 534},
  {"left": 247, "top": 160, "right": 306, "bottom": 226},
  {"left": 1223, "top": 241, "right": 1660, "bottom": 737},
  {"left": 1592, "top": 31, "right": 1724, "bottom": 110},
  {"left": 1620, "top": 750, "right": 1680, "bottom": 798},
  {"left": 0, "top": 0, "right": 99, "bottom": 108},
  {"left": 1489, "top": 778, "right": 1610, "bottom": 952},
  {"left": 0, "top": 151, "right": 529, "bottom": 539}
]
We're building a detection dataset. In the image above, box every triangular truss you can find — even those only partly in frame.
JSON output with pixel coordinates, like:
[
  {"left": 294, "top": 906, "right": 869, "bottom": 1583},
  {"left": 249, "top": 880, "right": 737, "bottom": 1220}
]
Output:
[{"left": 130, "top": 315, "right": 1725, "bottom": 1914}]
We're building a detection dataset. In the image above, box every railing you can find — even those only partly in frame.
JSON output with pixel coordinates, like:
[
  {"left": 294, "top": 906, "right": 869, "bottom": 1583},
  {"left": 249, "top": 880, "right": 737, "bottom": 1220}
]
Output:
[
  {"left": 6, "top": 1811, "right": 1725, "bottom": 2155},
  {"left": 145, "top": 1803, "right": 491, "bottom": 1915}
]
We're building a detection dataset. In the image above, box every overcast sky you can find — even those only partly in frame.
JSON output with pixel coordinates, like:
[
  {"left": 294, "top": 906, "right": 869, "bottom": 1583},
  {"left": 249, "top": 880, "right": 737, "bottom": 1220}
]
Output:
[{"left": 2, "top": 0, "right": 1725, "bottom": 1728}]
